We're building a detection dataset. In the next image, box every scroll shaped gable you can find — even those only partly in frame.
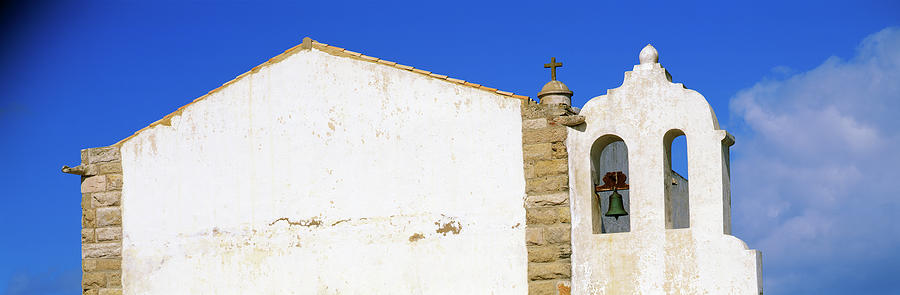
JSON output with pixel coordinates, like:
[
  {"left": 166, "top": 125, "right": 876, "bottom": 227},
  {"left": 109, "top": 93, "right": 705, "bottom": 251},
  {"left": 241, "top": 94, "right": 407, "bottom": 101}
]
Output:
[{"left": 580, "top": 62, "right": 720, "bottom": 134}]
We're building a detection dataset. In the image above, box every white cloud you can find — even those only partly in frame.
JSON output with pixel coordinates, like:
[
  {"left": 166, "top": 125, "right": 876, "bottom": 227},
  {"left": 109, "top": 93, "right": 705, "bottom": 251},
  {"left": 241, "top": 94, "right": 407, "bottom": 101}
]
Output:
[{"left": 729, "top": 27, "right": 900, "bottom": 294}]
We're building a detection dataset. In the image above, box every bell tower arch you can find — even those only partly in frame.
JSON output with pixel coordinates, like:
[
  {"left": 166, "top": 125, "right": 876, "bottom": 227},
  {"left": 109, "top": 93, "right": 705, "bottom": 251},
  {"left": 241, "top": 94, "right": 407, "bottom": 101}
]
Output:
[
  {"left": 566, "top": 45, "right": 762, "bottom": 294},
  {"left": 589, "top": 135, "right": 631, "bottom": 234}
]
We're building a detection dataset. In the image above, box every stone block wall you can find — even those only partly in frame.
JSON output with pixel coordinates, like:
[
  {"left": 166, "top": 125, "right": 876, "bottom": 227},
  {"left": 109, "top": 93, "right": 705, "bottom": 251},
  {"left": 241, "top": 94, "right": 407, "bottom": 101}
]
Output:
[
  {"left": 78, "top": 146, "right": 123, "bottom": 295},
  {"left": 521, "top": 101, "right": 580, "bottom": 295}
]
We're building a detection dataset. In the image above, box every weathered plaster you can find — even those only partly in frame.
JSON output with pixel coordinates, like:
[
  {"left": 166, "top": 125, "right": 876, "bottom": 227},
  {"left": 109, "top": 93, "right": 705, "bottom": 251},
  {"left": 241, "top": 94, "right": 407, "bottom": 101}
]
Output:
[
  {"left": 120, "top": 48, "right": 527, "bottom": 294},
  {"left": 567, "top": 46, "right": 762, "bottom": 294}
]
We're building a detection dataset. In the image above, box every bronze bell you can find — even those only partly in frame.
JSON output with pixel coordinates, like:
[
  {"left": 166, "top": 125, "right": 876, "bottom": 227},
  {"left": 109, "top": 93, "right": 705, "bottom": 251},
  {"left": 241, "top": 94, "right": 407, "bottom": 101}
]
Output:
[{"left": 605, "top": 190, "right": 628, "bottom": 219}]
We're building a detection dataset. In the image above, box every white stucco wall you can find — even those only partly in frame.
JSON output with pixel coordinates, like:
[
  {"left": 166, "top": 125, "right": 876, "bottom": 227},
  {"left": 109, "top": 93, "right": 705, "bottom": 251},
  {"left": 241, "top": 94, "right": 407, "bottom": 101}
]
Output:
[
  {"left": 119, "top": 48, "right": 527, "bottom": 294},
  {"left": 568, "top": 46, "right": 762, "bottom": 294}
]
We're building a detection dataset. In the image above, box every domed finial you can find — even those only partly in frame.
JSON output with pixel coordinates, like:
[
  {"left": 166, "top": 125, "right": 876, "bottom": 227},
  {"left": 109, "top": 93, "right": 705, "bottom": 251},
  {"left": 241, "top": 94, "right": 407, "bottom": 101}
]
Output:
[
  {"left": 538, "top": 57, "right": 573, "bottom": 106},
  {"left": 639, "top": 44, "right": 658, "bottom": 64}
]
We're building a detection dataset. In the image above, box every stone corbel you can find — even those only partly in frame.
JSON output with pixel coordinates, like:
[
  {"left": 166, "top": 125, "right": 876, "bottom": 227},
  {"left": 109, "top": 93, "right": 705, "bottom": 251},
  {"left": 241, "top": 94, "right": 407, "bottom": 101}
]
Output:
[
  {"left": 545, "top": 105, "right": 584, "bottom": 127},
  {"left": 553, "top": 115, "right": 585, "bottom": 127},
  {"left": 61, "top": 165, "right": 86, "bottom": 175}
]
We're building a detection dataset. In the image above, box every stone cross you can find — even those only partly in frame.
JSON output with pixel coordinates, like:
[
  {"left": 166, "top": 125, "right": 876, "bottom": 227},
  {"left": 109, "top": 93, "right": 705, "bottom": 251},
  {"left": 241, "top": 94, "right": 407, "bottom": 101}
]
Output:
[{"left": 544, "top": 57, "right": 563, "bottom": 81}]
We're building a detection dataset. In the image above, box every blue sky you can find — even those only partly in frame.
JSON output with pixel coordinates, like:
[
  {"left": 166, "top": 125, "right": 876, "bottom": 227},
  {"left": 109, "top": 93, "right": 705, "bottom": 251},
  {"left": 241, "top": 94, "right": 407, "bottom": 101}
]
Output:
[{"left": 1, "top": 1, "right": 897, "bottom": 294}]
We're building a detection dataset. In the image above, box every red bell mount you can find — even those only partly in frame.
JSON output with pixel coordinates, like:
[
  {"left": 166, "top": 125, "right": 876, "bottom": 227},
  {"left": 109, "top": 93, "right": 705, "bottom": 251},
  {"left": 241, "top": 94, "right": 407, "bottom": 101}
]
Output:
[{"left": 595, "top": 171, "right": 629, "bottom": 192}]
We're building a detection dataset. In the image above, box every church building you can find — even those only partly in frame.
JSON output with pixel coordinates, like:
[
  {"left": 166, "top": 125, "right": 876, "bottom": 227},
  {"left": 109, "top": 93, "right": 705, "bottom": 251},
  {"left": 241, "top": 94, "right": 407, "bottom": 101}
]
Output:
[{"left": 65, "top": 37, "right": 762, "bottom": 294}]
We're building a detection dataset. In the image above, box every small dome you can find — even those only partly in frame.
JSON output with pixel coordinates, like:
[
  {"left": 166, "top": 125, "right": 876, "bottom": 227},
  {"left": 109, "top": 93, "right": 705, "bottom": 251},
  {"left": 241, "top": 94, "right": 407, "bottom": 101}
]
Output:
[
  {"left": 538, "top": 80, "right": 573, "bottom": 97},
  {"left": 639, "top": 44, "right": 659, "bottom": 64},
  {"left": 537, "top": 80, "right": 573, "bottom": 106}
]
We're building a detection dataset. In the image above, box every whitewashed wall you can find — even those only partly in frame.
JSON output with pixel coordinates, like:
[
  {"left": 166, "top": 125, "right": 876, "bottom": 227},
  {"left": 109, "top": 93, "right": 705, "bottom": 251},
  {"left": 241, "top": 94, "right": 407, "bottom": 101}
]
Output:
[{"left": 119, "top": 48, "right": 527, "bottom": 294}]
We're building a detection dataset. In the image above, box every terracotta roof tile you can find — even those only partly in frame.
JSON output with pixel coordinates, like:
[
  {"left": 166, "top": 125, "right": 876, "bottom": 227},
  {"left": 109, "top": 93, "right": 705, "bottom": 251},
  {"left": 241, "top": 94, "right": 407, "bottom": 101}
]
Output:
[
  {"left": 376, "top": 59, "right": 398, "bottom": 66},
  {"left": 343, "top": 50, "right": 362, "bottom": 57},
  {"left": 359, "top": 55, "right": 379, "bottom": 62},
  {"left": 446, "top": 77, "right": 466, "bottom": 84}
]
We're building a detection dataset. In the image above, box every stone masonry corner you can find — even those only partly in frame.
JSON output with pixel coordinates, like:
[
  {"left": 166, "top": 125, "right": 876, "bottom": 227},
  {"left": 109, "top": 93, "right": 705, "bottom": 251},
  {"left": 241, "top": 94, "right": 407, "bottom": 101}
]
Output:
[
  {"left": 521, "top": 100, "right": 580, "bottom": 295},
  {"left": 72, "top": 146, "right": 123, "bottom": 295}
]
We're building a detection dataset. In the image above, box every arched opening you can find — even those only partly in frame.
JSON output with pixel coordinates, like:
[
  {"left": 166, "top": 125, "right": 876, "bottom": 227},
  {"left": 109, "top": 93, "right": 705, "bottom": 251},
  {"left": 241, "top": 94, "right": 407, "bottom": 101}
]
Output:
[
  {"left": 590, "top": 135, "right": 630, "bottom": 234},
  {"left": 664, "top": 129, "right": 690, "bottom": 229}
]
